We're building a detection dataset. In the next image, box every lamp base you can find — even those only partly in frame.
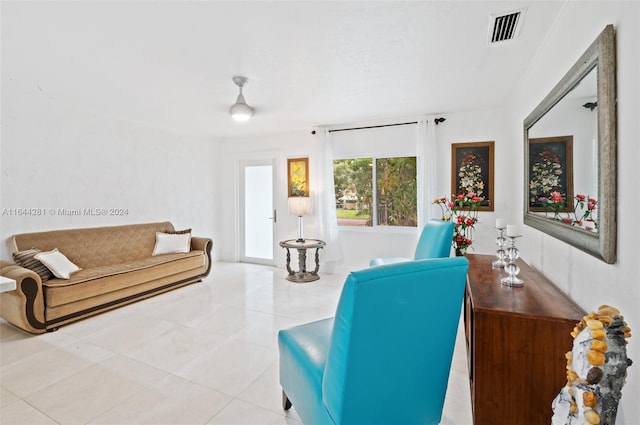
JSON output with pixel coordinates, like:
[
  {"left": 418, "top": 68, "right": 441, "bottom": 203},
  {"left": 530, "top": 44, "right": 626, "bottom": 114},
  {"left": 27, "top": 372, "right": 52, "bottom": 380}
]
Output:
[{"left": 296, "top": 215, "right": 305, "bottom": 243}]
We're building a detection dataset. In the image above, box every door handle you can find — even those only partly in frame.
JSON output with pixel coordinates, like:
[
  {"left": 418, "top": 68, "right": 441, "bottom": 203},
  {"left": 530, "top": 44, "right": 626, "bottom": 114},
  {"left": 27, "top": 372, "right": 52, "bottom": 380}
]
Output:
[{"left": 269, "top": 209, "right": 277, "bottom": 223}]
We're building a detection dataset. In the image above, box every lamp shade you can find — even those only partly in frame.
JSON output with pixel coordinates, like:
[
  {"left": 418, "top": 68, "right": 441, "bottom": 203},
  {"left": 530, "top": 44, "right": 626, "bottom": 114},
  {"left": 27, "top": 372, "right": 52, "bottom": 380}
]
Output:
[
  {"left": 230, "top": 76, "right": 254, "bottom": 122},
  {"left": 288, "top": 197, "right": 311, "bottom": 216},
  {"left": 230, "top": 93, "right": 254, "bottom": 121}
]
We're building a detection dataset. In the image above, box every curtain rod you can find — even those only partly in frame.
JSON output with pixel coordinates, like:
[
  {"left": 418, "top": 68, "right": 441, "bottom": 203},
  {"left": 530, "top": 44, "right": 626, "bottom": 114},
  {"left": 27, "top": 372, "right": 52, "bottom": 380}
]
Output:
[
  {"left": 326, "top": 117, "right": 446, "bottom": 133},
  {"left": 328, "top": 121, "right": 418, "bottom": 133}
]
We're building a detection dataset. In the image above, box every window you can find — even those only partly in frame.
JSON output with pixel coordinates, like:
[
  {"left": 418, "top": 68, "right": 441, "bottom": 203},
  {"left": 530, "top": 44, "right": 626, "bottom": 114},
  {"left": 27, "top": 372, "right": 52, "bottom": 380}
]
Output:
[
  {"left": 376, "top": 156, "right": 417, "bottom": 226},
  {"left": 334, "top": 156, "right": 417, "bottom": 227},
  {"left": 329, "top": 121, "right": 420, "bottom": 228}
]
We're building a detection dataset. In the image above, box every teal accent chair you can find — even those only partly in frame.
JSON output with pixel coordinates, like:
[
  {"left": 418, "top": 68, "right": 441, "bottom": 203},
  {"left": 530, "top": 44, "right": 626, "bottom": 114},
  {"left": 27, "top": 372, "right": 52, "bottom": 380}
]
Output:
[
  {"left": 278, "top": 256, "right": 469, "bottom": 425},
  {"left": 369, "top": 219, "right": 454, "bottom": 266}
]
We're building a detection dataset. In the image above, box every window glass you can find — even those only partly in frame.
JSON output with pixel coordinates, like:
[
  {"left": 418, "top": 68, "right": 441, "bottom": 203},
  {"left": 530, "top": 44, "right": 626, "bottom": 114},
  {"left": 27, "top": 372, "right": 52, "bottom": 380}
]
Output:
[
  {"left": 376, "top": 157, "right": 417, "bottom": 226},
  {"left": 333, "top": 156, "right": 417, "bottom": 227},
  {"left": 334, "top": 158, "right": 373, "bottom": 226}
]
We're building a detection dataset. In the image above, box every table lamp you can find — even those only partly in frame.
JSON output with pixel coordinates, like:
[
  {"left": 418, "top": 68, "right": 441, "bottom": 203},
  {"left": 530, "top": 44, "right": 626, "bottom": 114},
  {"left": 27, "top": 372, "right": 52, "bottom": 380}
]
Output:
[{"left": 288, "top": 197, "right": 311, "bottom": 242}]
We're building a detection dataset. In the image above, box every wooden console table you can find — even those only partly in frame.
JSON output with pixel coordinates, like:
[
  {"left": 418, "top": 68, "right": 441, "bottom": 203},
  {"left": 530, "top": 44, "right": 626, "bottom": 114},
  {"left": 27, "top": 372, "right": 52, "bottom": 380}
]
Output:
[{"left": 464, "top": 254, "right": 585, "bottom": 425}]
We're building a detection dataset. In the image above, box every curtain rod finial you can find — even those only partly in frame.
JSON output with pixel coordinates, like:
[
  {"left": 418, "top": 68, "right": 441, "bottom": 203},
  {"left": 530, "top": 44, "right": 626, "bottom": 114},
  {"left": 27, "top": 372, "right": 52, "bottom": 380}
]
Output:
[{"left": 434, "top": 117, "right": 446, "bottom": 125}]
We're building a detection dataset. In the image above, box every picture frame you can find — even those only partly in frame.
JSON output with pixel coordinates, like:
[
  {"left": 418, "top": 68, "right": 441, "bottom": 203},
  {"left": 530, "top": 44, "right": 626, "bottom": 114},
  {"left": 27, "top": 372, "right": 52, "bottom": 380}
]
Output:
[
  {"left": 451, "top": 141, "right": 494, "bottom": 211},
  {"left": 528, "top": 136, "right": 574, "bottom": 212},
  {"left": 287, "top": 157, "right": 309, "bottom": 197}
]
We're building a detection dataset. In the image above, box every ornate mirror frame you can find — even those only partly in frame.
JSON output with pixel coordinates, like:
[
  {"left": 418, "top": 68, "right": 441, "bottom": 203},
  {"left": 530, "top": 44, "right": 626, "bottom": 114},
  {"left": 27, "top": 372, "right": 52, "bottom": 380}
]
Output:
[{"left": 523, "top": 25, "right": 616, "bottom": 263}]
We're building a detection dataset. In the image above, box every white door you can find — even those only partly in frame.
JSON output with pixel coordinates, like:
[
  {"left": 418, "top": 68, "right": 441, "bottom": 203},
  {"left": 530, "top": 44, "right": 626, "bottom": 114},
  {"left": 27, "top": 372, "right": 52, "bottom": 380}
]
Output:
[{"left": 240, "top": 160, "right": 277, "bottom": 265}]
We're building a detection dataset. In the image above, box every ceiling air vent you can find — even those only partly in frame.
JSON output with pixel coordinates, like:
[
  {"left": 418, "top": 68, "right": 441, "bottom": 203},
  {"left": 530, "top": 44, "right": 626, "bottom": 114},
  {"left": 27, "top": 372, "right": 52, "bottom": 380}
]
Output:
[{"left": 489, "top": 9, "right": 525, "bottom": 43}]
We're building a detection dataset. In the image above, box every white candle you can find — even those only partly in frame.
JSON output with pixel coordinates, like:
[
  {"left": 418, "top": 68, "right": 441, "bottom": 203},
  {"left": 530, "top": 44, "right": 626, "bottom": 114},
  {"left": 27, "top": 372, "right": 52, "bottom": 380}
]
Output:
[
  {"left": 506, "top": 225, "right": 520, "bottom": 237},
  {"left": 495, "top": 218, "right": 506, "bottom": 229}
]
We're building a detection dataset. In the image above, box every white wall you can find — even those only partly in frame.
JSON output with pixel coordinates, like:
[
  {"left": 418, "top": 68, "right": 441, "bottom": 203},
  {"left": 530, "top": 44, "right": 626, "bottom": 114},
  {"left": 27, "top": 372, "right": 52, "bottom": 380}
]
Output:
[
  {"left": 0, "top": 84, "right": 217, "bottom": 260},
  {"left": 432, "top": 107, "right": 515, "bottom": 255},
  {"left": 215, "top": 130, "right": 320, "bottom": 266},
  {"left": 510, "top": 2, "right": 639, "bottom": 421},
  {"left": 216, "top": 128, "right": 428, "bottom": 274},
  {"left": 216, "top": 110, "right": 514, "bottom": 274}
]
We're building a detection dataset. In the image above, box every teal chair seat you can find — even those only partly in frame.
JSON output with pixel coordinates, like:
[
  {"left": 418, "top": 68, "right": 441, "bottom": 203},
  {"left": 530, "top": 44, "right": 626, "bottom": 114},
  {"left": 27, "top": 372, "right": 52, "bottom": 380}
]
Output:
[
  {"left": 278, "top": 257, "right": 469, "bottom": 425},
  {"left": 369, "top": 219, "right": 454, "bottom": 266}
]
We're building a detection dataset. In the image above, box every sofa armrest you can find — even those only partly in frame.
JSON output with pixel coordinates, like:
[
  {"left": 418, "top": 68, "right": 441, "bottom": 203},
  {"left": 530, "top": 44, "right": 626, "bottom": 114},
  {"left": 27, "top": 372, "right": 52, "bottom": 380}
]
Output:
[
  {"left": 191, "top": 237, "right": 213, "bottom": 277},
  {"left": 0, "top": 261, "right": 47, "bottom": 333}
]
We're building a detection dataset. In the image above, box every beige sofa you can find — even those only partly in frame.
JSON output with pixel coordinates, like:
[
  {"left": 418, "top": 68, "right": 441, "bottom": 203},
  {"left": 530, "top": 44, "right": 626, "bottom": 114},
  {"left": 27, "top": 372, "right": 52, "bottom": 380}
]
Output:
[{"left": 0, "top": 222, "right": 212, "bottom": 334}]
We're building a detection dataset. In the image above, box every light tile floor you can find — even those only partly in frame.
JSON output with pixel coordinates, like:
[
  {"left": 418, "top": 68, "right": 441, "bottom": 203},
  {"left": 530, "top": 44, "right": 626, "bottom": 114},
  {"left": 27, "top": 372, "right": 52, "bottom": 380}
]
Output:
[{"left": 0, "top": 262, "right": 473, "bottom": 425}]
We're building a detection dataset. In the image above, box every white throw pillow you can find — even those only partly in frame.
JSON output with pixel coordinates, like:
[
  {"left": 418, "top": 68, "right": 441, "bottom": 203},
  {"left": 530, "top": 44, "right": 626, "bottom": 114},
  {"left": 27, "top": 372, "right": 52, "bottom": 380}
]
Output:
[
  {"left": 34, "top": 249, "right": 81, "bottom": 279},
  {"left": 152, "top": 232, "right": 191, "bottom": 256}
]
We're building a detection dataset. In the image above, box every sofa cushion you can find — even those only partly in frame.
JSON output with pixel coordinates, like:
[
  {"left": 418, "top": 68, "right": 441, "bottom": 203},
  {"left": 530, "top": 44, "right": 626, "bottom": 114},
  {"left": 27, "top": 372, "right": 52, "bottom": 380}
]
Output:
[
  {"left": 163, "top": 228, "right": 192, "bottom": 234},
  {"left": 43, "top": 250, "right": 206, "bottom": 307},
  {"left": 152, "top": 232, "right": 191, "bottom": 256},
  {"left": 12, "top": 248, "right": 55, "bottom": 282},
  {"left": 35, "top": 249, "right": 81, "bottom": 279}
]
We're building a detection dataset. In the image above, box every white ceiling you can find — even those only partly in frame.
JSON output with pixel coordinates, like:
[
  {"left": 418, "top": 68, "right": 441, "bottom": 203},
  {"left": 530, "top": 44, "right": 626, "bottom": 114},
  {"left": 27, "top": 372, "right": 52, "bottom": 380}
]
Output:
[{"left": 1, "top": 1, "right": 566, "bottom": 140}]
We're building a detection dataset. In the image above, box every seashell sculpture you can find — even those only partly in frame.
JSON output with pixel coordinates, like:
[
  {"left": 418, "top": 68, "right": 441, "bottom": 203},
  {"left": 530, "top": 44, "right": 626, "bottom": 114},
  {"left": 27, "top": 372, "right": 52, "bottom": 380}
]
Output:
[{"left": 552, "top": 305, "right": 633, "bottom": 425}]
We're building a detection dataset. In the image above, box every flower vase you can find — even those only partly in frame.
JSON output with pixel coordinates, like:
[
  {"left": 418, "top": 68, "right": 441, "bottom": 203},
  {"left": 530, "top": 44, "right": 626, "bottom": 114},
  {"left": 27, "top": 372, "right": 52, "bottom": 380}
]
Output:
[{"left": 455, "top": 248, "right": 465, "bottom": 257}]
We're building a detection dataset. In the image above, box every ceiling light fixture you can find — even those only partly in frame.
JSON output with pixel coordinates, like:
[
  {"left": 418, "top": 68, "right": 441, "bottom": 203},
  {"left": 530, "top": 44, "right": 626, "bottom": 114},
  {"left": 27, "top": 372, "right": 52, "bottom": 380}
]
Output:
[{"left": 230, "top": 76, "right": 254, "bottom": 122}]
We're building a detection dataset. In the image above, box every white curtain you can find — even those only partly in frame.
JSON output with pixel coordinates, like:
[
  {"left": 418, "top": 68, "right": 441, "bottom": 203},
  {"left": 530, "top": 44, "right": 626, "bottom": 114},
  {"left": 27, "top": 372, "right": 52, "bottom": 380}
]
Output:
[
  {"left": 417, "top": 117, "right": 438, "bottom": 225},
  {"left": 316, "top": 127, "right": 341, "bottom": 264}
]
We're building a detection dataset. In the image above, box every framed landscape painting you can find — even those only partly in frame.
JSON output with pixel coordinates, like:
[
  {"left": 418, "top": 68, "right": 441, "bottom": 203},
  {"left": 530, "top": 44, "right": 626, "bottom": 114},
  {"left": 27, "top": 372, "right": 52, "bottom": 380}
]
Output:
[
  {"left": 451, "top": 141, "right": 494, "bottom": 211},
  {"left": 528, "top": 136, "right": 574, "bottom": 212},
  {"left": 287, "top": 157, "right": 309, "bottom": 197}
]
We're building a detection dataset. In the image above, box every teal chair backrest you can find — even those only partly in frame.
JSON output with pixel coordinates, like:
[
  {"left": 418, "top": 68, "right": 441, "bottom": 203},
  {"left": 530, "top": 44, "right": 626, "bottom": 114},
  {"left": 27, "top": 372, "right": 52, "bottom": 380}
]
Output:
[
  {"left": 321, "top": 257, "right": 469, "bottom": 424},
  {"left": 414, "top": 219, "right": 454, "bottom": 259}
]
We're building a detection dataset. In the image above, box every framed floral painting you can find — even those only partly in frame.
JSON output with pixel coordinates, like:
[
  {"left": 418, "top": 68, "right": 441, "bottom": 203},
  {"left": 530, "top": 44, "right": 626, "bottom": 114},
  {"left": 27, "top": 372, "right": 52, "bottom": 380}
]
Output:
[
  {"left": 287, "top": 157, "right": 309, "bottom": 197},
  {"left": 451, "top": 141, "right": 494, "bottom": 211},
  {"left": 528, "top": 136, "right": 574, "bottom": 212}
]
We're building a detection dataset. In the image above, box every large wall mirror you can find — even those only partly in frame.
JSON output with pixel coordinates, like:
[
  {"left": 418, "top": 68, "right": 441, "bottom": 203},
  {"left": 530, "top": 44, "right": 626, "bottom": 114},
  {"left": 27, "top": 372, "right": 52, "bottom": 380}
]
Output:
[{"left": 524, "top": 25, "right": 616, "bottom": 263}]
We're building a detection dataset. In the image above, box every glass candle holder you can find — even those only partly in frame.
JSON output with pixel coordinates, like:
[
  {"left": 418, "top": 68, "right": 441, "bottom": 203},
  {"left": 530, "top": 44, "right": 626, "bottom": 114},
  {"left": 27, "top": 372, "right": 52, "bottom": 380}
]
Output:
[
  {"left": 501, "top": 235, "right": 524, "bottom": 287},
  {"left": 492, "top": 227, "right": 507, "bottom": 268}
]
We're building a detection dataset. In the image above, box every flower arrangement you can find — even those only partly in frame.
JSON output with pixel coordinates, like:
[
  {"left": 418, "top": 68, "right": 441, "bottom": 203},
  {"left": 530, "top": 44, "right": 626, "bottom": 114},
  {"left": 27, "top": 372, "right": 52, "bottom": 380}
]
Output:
[
  {"left": 542, "top": 190, "right": 565, "bottom": 219},
  {"left": 433, "top": 192, "right": 483, "bottom": 256},
  {"left": 541, "top": 193, "right": 598, "bottom": 232}
]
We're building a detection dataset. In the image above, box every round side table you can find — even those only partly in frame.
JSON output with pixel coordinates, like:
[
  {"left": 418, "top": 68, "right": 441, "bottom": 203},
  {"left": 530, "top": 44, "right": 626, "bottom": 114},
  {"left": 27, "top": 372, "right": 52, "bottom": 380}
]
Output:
[{"left": 279, "top": 238, "right": 326, "bottom": 283}]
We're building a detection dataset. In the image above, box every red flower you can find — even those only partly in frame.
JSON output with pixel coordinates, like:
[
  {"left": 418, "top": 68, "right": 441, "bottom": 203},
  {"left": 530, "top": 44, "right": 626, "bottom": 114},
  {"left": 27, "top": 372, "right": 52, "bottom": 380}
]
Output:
[
  {"left": 562, "top": 218, "right": 572, "bottom": 224},
  {"left": 457, "top": 216, "right": 464, "bottom": 223},
  {"left": 456, "top": 194, "right": 464, "bottom": 200},
  {"left": 550, "top": 191, "right": 563, "bottom": 202},
  {"left": 466, "top": 218, "right": 474, "bottom": 226},
  {"left": 576, "top": 194, "right": 586, "bottom": 201}
]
